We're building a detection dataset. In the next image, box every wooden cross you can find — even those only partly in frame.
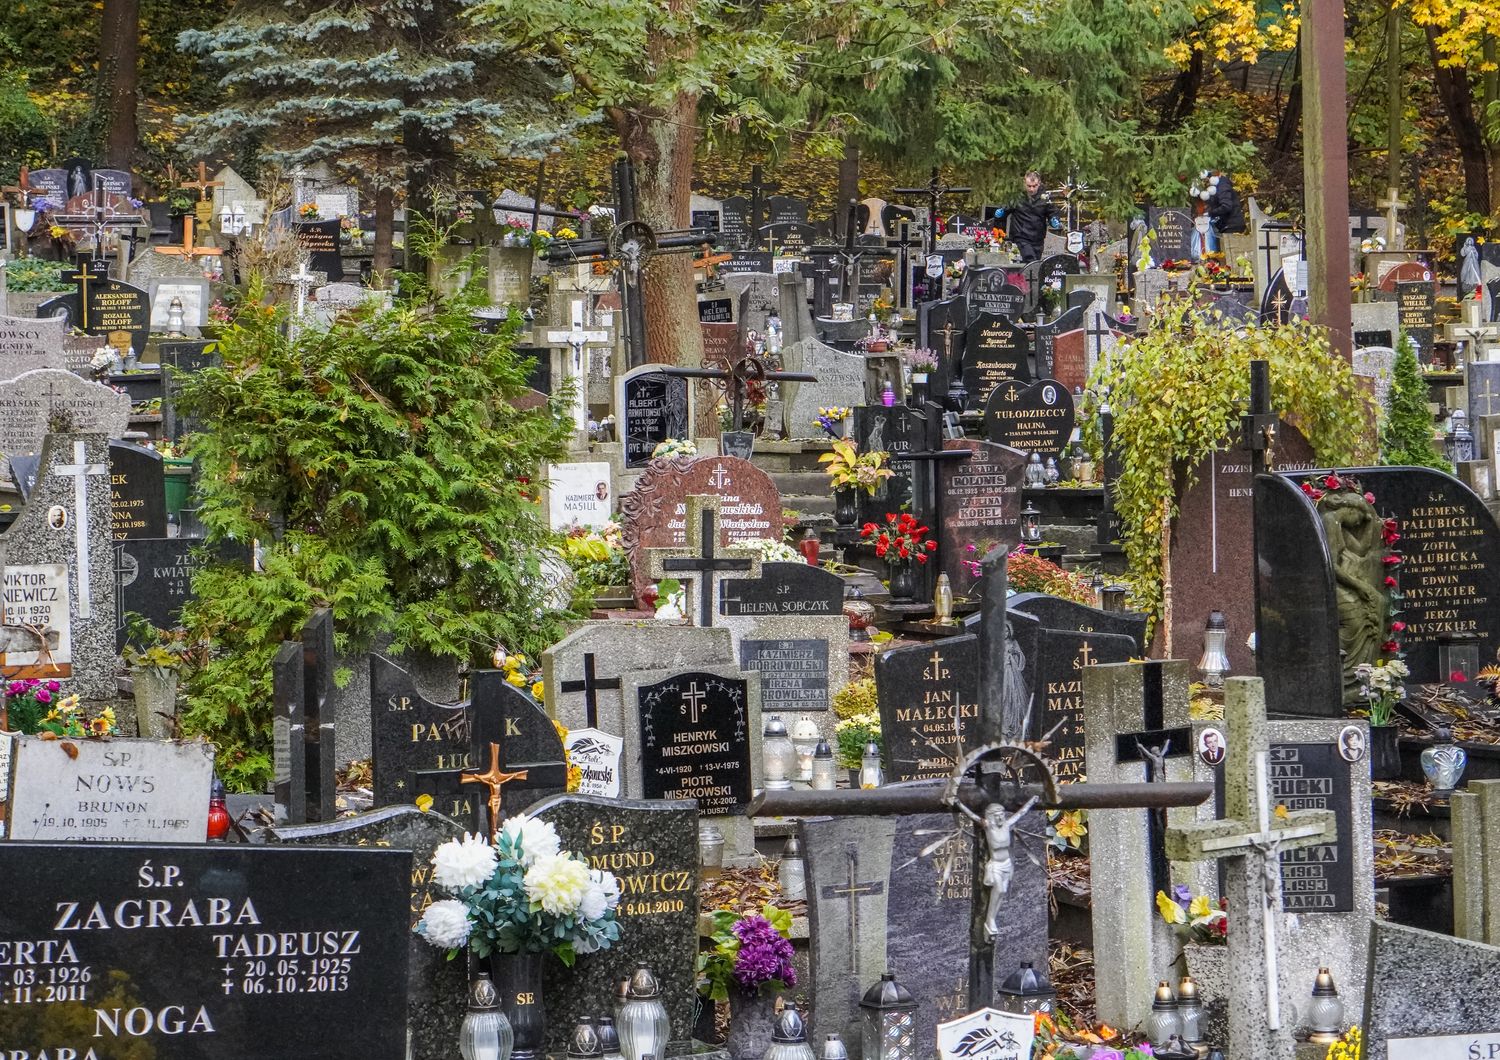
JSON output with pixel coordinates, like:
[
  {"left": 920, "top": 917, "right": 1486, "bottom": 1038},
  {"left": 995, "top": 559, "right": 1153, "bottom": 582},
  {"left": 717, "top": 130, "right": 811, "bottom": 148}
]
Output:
[
  {"left": 155, "top": 216, "right": 222, "bottom": 259},
  {"left": 2, "top": 167, "right": 32, "bottom": 204},
  {"left": 739, "top": 164, "right": 779, "bottom": 241},
  {"left": 1165, "top": 678, "right": 1334, "bottom": 1058},
  {"left": 752, "top": 566, "right": 1215, "bottom": 1012},
  {"left": 558, "top": 652, "right": 620, "bottom": 729},
  {"left": 461, "top": 742, "right": 530, "bottom": 835},
  {"left": 646, "top": 496, "right": 761, "bottom": 627},
  {"left": 180, "top": 161, "right": 225, "bottom": 202},
  {"left": 1377, "top": 186, "right": 1406, "bottom": 249}
]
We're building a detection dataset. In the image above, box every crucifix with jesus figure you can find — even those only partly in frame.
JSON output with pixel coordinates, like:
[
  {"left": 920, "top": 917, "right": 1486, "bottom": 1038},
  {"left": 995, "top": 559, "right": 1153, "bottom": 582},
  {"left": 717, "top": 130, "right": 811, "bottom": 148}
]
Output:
[{"left": 751, "top": 562, "right": 1215, "bottom": 1011}]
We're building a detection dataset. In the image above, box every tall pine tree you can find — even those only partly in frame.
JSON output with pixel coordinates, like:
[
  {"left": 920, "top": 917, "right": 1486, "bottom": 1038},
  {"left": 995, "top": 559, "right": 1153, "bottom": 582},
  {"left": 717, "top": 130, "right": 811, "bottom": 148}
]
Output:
[
  {"left": 178, "top": 0, "right": 578, "bottom": 280},
  {"left": 1380, "top": 331, "right": 1451, "bottom": 471}
]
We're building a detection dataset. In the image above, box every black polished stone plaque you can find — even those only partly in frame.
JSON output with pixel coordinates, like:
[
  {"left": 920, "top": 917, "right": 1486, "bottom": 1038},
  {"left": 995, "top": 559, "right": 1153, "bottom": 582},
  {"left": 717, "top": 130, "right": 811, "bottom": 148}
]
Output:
[
  {"left": 1396, "top": 280, "right": 1435, "bottom": 354},
  {"left": 963, "top": 313, "right": 1031, "bottom": 404},
  {"left": 1270, "top": 742, "right": 1354, "bottom": 912},
  {"left": 698, "top": 296, "right": 733, "bottom": 323},
  {"left": 0, "top": 842, "right": 409, "bottom": 1060},
  {"left": 115, "top": 536, "right": 251, "bottom": 648},
  {"left": 293, "top": 220, "right": 344, "bottom": 282},
  {"left": 1147, "top": 207, "right": 1196, "bottom": 262},
  {"left": 982, "top": 377, "right": 1076, "bottom": 459},
  {"left": 622, "top": 371, "right": 689, "bottom": 468},
  {"left": 720, "top": 561, "right": 844, "bottom": 616},
  {"left": 1007, "top": 592, "right": 1148, "bottom": 653},
  {"left": 1031, "top": 628, "right": 1136, "bottom": 781},
  {"left": 876, "top": 636, "right": 980, "bottom": 782},
  {"left": 739, "top": 637, "right": 830, "bottom": 711},
  {"left": 109, "top": 440, "right": 166, "bottom": 540},
  {"left": 638, "top": 671, "right": 752, "bottom": 815}
]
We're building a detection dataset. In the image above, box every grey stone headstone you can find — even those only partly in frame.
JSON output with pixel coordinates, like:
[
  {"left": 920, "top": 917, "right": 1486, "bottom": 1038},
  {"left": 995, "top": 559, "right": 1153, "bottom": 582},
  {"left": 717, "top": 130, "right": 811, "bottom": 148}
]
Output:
[
  {"left": 0, "top": 369, "right": 130, "bottom": 462},
  {"left": 731, "top": 612, "right": 849, "bottom": 717},
  {"left": 1350, "top": 300, "right": 1400, "bottom": 349},
  {"left": 0, "top": 432, "right": 116, "bottom": 700},
  {"left": 0, "top": 313, "right": 67, "bottom": 376},
  {"left": 532, "top": 794, "right": 701, "bottom": 1056},
  {"left": 1364, "top": 922, "right": 1500, "bottom": 1060},
  {"left": 1353, "top": 346, "right": 1398, "bottom": 418},
  {"left": 724, "top": 272, "right": 780, "bottom": 337},
  {"left": 782, "top": 337, "right": 867, "bottom": 439},
  {"left": 270, "top": 805, "right": 469, "bottom": 1060}
]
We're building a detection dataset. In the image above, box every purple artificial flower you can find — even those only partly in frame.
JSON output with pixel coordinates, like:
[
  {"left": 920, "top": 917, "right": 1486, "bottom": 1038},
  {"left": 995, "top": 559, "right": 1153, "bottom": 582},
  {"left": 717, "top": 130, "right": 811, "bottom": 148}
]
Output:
[
  {"left": 6, "top": 681, "right": 25, "bottom": 696},
  {"left": 1171, "top": 884, "right": 1191, "bottom": 906},
  {"left": 1092, "top": 1051, "right": 1125, "bottom": 1060},
  {"left": 730, "top": 916, "right": 796, "bottom": 990},
  {"left": 44, "top": 680, "right": 59, "bottom": 693},
  {"left": 35, "top": 690, "right": 50, "bottom": 704}
]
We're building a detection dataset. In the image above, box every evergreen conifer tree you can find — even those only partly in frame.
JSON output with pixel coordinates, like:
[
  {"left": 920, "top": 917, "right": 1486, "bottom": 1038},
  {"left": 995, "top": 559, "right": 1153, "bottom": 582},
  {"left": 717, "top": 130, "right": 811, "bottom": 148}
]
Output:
[{"left": 1380, "top": 331, "right": 1451, "bottom": 471}]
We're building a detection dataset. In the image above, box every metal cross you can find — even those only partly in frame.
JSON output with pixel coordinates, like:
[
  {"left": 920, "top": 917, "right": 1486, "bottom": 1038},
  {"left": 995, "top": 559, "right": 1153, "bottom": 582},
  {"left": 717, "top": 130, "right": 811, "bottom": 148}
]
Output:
[
  {"left": 1, "top": 166, "right": 32, "bottom": 204},
  {"left": 544, "top": 298, "right": 610, "bottom": 432},
  {"left": 461, "top": 742, "right": 530, "bottom": 835},
  {"left": 52, "top": 440, "right": 108, "bottom": 620},
  {"left": 820, "top": 848, "right": 886, "bottom": 975},
  {"left": 893, "top": 167, "right": 974, "bottom": 253},
  {"left": 559, "top": 652, "right": 620, "bottom": 729},
  {"left": 938, "top": 319, "right": 966, "bottom": 410}
]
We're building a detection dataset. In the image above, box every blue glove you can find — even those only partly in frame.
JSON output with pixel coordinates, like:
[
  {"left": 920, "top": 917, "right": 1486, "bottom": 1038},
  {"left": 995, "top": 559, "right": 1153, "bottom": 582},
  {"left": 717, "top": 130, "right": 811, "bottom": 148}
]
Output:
[
  {"left": 993, "top": 208, "right": 1007, "bottom": 220},
  {"left": 1049, "top": 216, "right": 1062, "bottom": 230}
]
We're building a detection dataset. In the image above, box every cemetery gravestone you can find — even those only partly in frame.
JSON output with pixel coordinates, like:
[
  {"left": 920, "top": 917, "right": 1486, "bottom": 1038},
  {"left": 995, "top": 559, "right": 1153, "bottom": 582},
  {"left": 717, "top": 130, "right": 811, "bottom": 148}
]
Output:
[
  {"left": 1353, "top": 346, "right": 1398, "bottom": 417},
  {"left": 109, "top": 440, "right": 167, "bottom": 539},
  {"left": 964, "top": 314, "right": 1032, "bottom": 404},
  {"left": 1169, "top": 424, "right": 1316, "bottom": 678},
  {"left": 0, "top": 312, "right": 67, "bottom": 375},
  {"left": 1363, "top": 922, "right": 1500, "bottom": 1060},
  {"left": 1006, "top": 593, "right": 1148, "bottom": 651},
  {"left": 1469, "top": 362, "right": 1500, "bottom": 460},
  {"left": 0, "top": 369, "right": 130, "bottom": 462},
  {"left": 1033, "top": 304, "right": 1085, "bottom": 381},
  {"left": 294, "top": 219, "right": 344, "bottom": 281},
  {"left": 269, "top": 805, "right": 469, "bottom": 1060},
  {"left": 39, "top": 266, "right": 151, "bottom": 361},
  {"left": 982, "top": 378, "right": 1076, "bottom": 460},
  {"left": 853, "top": 404, "right": 924, "bottom": 525},
  {"left": 1049, "top": 329, "right": 1088, "bottom": 393},
  {"left": 0, "top": 433, "right": 115, "bottom": 700},
  {"left": 533, "top": 795, "right": 701, "bottom": 1056},
  {"left": 149, "top": 277, "right": 211, "bottom": 329},
  {"left": 0, "top": 842, "right": 410, "bottom": 1060},
  {"left": 966, "top": 271, "right": 1026, "bottom": 319},
  {"left": 1148, "top": 208, "right": 1197, "bottom": 263},
  {"left": 619, "top": 456, "right": 782, "bottom": 606},
  {"left": 1031, "top": 628, "right": 1136, "bottom": 781},
  {"left": 876, "top": 636, "right": 980, "bottom": 781},
  {"left": 63, "top": 333, "right": 109, "bottom": 378},
  {"left": 115, "top": 536, "right": 250, "bottom": 649},
  {"left": 782, "top": 338, "right": 866, "bottom": 439},
  {"left": 735, "top": 613, "right": 849, "bottom": 714},
  {"left": 6, "top": 736, "right": 214, "bottom": 841},
  {"left": 546, "top": 460, "right": 613, "bottom": 530},
  {"left": 720, "top": 560, "right": 844, "bottom": 617},
  {"left": 1350, "top": 300, "right": 1399, "bottom": 351},
  {"left": 617, "top": 366, "right": 690, "bottom": 468},
  {"left": 1396, "top": 280, "right": 1436, "bottom": 354},
  {"left": 938, "top": 439, "right": 1026, "bottom": 594}
]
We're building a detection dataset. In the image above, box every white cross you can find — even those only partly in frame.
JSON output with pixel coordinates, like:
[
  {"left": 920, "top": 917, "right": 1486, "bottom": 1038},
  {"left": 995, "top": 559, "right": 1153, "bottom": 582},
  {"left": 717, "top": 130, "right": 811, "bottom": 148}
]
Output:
[
  {"left": 544, "top": 298, "right": 609, "bottom": 432},
  {"left": 52, "top": 440, "right": 108, "bottom": 620},
  {"left": 680, "top": 681, "right": 708, "bottom": 724}
]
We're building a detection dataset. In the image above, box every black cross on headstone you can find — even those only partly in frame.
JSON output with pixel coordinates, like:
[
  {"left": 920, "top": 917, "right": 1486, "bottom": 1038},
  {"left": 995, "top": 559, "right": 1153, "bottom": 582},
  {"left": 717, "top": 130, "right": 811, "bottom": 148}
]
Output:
[
  {"left": 648, "top": 497, "right": 759, "bottom": 628},
  {"left": 1111, "top": 660, "right": 1193, "bottom": 891},
  {"left": 559, "top": 652, "right": 620, "bottom": 729},
  {"left": 893, "top": 167, "right": 974, "bottom": 254},
  {"left": 740, "top": 165, "right": 779, "bottom": 244},
  {"left": 1256, "top": 223, "right": 1292, "bottom": 292},
  {"left": 808, "top": 255, "right": 840, "bottom": 318},
  {"left": 886, "top": 221, "right": 922, "bottom": 309},
  {"left": 888, "top": 402, "right": 971, "bottom": 603},
  {"left": 938, "top": 318, "right": 967, "bottom": 411},
  {"left": 1240, "top": 359, "right": 1278, "bottom": 478}
]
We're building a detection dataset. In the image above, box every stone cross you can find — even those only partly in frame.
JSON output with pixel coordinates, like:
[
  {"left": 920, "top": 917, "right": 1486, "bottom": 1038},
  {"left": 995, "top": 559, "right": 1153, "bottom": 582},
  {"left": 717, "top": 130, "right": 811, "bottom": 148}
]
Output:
[
  {"left": 558, "top": 652, "right": 620, "bottom": 729},
  {"left": 1165, "top": 677, "right": 1336, "bottom": 1060},
  {"left": 543, "top": 298, "right": 611, "bottom": 433},
  {"left": 52, "top": 440, "right": 109, "bottom": 620},
  {"left": 752, "top": 564, "right": 1215, "bottom": 1012},
  {"left": 1445, "top": 304, "right": 1500, "bottom": 359},
  {"left": 1377, "top": 186, "right": 1406, "bottom": 250},
  {"left": 646, "top": 495, "right": 762, "bottom": 628}
]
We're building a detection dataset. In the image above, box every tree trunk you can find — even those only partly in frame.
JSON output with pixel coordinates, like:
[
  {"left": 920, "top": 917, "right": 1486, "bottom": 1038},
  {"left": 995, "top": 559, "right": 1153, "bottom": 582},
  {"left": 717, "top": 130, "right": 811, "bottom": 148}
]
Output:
[
  {"left": 1428, "top": 28, "right": 1490, "bottom": 215},
  {"left": 1159, "top": 48, "right": 1205, "bottom": 130},
  {"left": 372, "top": 181, "right": 396, "bottom": 287},
  {"left": 1269, "top": 39, "right": 1304, "bottom": 168},
  {"left": 97, "top": 0, "right": 140, "bottom": 169},
  {"left": 837, "top": 141, "right": 861, "bottom": 239},
  {"left": 615, "top": 94, "right": 702, "bottom": 372}
]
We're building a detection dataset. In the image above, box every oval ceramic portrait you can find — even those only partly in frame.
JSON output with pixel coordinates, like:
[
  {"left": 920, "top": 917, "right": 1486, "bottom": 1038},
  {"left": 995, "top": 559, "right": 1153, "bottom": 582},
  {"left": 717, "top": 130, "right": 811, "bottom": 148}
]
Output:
[
  {"left": 1338, "top": 724, "right": 1366, "bottom": 763},
  {"left": 46, "top": 505, "right": 67, "bottom": 530},
  {"left": 1198, "top": 727, "right": 1227, "bottom": 766}
]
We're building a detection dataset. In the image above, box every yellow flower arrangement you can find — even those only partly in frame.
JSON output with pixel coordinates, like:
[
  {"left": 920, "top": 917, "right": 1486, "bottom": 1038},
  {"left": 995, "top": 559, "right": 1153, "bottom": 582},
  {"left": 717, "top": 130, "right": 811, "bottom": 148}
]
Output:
[{"left": 1325, "top": 1026, "right": 1361, "bottom": 1060}]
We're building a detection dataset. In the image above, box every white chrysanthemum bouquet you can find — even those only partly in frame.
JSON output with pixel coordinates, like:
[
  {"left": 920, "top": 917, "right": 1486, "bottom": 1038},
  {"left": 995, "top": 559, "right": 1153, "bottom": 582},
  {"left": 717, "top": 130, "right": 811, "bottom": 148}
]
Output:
[{"left": 414, "top": 814, "right": 622, "bottom": 966}]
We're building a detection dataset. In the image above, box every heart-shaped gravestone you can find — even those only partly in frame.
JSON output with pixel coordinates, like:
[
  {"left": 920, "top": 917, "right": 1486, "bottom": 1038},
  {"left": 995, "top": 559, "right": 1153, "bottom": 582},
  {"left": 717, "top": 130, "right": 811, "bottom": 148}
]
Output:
[{"left": 982, "top": 377, "right": 1076, "bottom": 460}]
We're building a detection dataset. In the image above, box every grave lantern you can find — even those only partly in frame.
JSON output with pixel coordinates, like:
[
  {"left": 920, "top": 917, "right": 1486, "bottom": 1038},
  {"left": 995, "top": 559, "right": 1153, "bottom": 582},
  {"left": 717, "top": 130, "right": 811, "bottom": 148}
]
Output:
[
  {"left": 1145, "top": 981, "right": 1183, "bottom": 1049},
  {"left": 617, "top": 964, "right": 671, "bottom": 1060},
  {"left": 1438, "top": 633, "right": 1483, "bottom": 684},
  {"left": 778, "top": 833, "right": 806, "bottom": 901},
  {"left": 1021, "top": 502, "right": 1043, "bottom": 544},
  {"left": 1304, "top": 967, "right": 1345, "bottom": 1045},
  {"left": 765, "top": 1005, "right": 816, "bottom": 1060},
  {"left": 1100, "top": 585, "right": 1130, "bottom": 612},
  {"left": 762, "top": 715, "right": 794, "bottom": 790},
  {"left": 792, "top": 718, "right": 821, "bottom": 783},
  {"left": 996, "top": 960, "right": 1056, "bottom": 1016},
  {"left": 166, "top": 296, "right": 187, "bottom": 338},
  {"left": 811, "top": 740, "right": 837, "bottom": 790},
  {"left": 597, "top": 1018, "right": 623, "bottom": 1060},
  {"left": 859, "top": 972, "right": 917, "bottom": 1060},
  {"left": 460, "top": 973, "right": 515, "bottom": 1060},
  {"left": 1447, "top": 408, "right": 1476, "bottom": 464},
  {"left": 1420, "top": 726, "right": 1467, "bottom": 794},
  {"left": 1174, "top": 975, "right": 1203, "bottom": 1044},
  {"left": 568, "top": 1019, "right": 602, "bottom": 1060},
  {"left": 859, "top": 740, "right": 883, "bottom": 789},
  {"left": 820, "top": 1034, "right": 849, "bottom": 1060},
  {"left": 1197, "top": 611, "right": 1231, "bottom": 688}
]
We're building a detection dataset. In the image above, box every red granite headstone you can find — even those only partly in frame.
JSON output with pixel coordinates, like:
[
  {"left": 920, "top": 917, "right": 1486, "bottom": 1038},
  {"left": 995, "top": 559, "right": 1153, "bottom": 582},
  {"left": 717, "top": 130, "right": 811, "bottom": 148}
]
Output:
[
  {"left": 1051, "top": 328, "right": 1088, "bottom": 392},
  {"left": 1168, "top": 423, "right": 1316, "bottom": 676},
  {"left": 938, "top": 438, "right": 1027, "bottom": 597},
  {"left": 620, "top": 455, "right": 784, "bottom": 606},
  {"left": 1376, "top": 261, "right": 1433, "bottom": 292}
]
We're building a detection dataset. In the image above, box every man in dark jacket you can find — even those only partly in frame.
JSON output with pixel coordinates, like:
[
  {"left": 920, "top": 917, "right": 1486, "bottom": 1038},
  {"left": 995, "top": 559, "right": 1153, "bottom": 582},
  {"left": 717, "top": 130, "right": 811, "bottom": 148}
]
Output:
[
  {"left": 994, "top": 171, "right": 1061, "bottom": 263},
  {"left": 1207, "top": 173, "right": 1245, "bottom": 235}
]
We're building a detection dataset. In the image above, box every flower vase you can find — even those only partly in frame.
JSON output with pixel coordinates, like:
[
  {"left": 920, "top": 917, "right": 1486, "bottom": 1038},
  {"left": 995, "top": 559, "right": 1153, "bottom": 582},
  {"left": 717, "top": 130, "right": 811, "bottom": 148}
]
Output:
[
  {"left": 887, "top": 560, "right": 916, "bottom": 602},
  {"left": 834, "top": 489, "right": 858, "bottom": 528},
  {"left": 490, "top": 952, "right": 547, "bottom": 1060},
  {"left": 132, "top": 667, "right": 177, "bottom": 740},
  {"left": 909, "top": 372, "right": 929, "bottom": 407},
  {"left": 1183, "top": 942, "right": 1229, "bottom": 1046},
  {"left": 1370, "top": 724, "right": 1402, "bottom": 781},
  {"left": 727, "top": 990, "right": 779, "bottom": 1060}
]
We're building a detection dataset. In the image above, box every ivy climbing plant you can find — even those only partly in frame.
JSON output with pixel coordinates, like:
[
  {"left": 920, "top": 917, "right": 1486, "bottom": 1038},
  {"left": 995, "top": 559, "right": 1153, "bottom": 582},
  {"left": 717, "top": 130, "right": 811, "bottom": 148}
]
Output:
[
  {"left": 175, "top": 268, "right": 575, "bottom": 790},
  {"left": 1088, "top": 288, "right": 1373, "bottom": 646}
]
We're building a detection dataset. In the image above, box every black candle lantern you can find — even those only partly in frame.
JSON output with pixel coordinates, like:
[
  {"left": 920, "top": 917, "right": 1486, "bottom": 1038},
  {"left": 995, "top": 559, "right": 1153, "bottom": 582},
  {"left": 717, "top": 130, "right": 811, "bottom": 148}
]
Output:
[{"left": 1021, "top": 502, "right": 1042, "bottom": 544}]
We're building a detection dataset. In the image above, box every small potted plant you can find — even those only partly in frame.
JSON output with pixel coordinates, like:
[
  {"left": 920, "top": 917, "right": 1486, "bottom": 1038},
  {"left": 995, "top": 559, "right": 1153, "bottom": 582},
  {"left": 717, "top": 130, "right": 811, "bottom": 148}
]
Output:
[
  {"left": 834, "top": 712, "right": 881, "bottom": 786},
  {"left": 904, "top": 348, "right": 939, "bottom": 404},
  {"left": 121, "top": 614, "right": 192, "bottom": 739},
  {"left": 697, "top": 903, "right": 796, "bottom": 1060},
  {"left": 1355, "top": 658, "right": 1409, "bottom": 779},
  {"left": 818, "top": 440, "right": 894, "bottom": 527},
  {"left": 860, "top": 511, "right": 936, "bottom": 601}
]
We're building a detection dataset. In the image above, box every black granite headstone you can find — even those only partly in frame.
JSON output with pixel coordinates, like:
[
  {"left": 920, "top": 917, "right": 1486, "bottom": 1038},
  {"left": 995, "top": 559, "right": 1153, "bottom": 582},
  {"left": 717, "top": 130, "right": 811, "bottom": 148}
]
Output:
[
  {"left": 1038, "top": 252, "right": 1081, "bottom": 292},
  {"left": 720, "top": 196, "right": 752, "bottom": 249},
  {"left": 1007, "top": 592, "right": 1148, "bottom": 653},
  {"left": 40, "top": 274, "right": 151, "bottom": 358},
  {"left": 109, "top": 440, "right": 167, "bottom": 540},
  {"left": 1034, "top": 303, "right": 1085, "bottom": 380},
  {"left": 876, "top": 635, "right": 980, "bottom": 781},
  {"left": 982, "top": 377, "right": 1076, "bottom": 459},
  {"left": 533, "top": 794, "right": 700, "bottom": 1055},
  {"left": 964, "top": 313, "right": 1032, "bottom": 404},
  {"left": 1396, "top": 280, "right": 1435, "bottom": 354},
  {"left": 761, "top": 221, "right": 816, "bottom": 251},
  {"left": 966, "top": 269, "right": 1026, "bottom": 318},
  {"left": 919, "top": 295, "right": 967, "bottom": 403},
  {"left": 0, "top": 842, "right": 409, "bottom": 1060},
  {"left": 1031, "top": 628, "right": 1136, "bottom": 781},
  {"left": 294, "top": 219, "right": 344, "bottom": 282},
  {"left": 852, "top": 403, "right": 924, "bottom": 525},
  {"left": 720, "top": 561, "right": 844, "bottom": 616},
  {"left": 638, "top": 670, "right": 753, "bottom": 815},
  {"left": 622, "top": 370, "right": 690, "bottom": 468},
  {"left": 115, "top": 536, "right": 251, "bottom": 648},
  {"left": 1269, "top": 742, "right": 1355, "bottom": 912},
  {"left": 270, "top": 805, "right": 468, "bottom": 1060},
  {"left": 698, "top": 296, "right": 733, "bottom": 323},
  {"left": 766, "top": 195, "right": 810, "bottom": 226},
  {"left": 739, "top": 637, "right": 830, "bottom": 711},
  {"left": 1147, "top": 207, "right": 1197, "bottom": 262}
]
